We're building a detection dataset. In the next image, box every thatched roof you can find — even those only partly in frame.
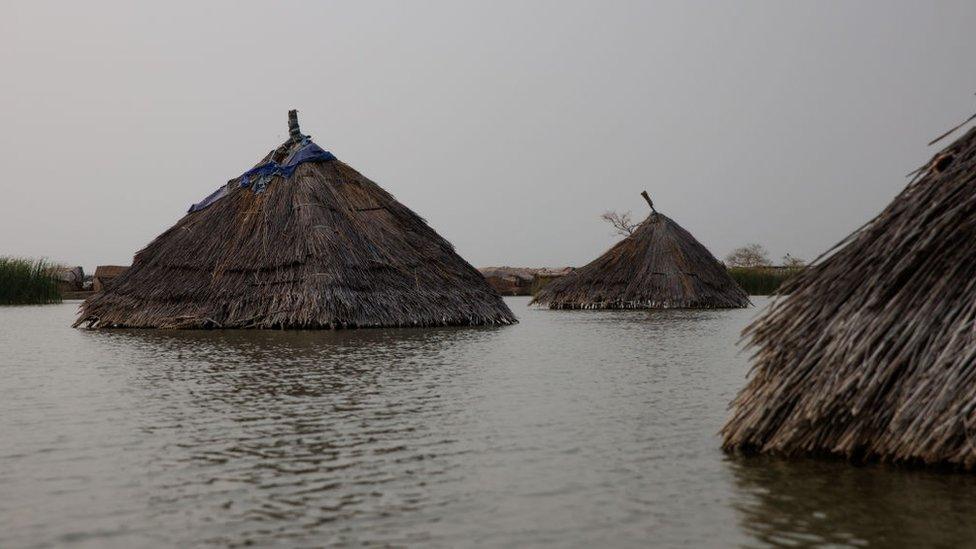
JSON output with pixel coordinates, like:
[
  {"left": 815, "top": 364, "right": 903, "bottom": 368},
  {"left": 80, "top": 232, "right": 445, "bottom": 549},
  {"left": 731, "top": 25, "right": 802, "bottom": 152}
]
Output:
[
  {"left": 74, "top": 111, "right": 516, "bottom": 329},
  {"left": 722, "top": 118, "right": 976, "bottom": 469},
  {"left": 93, "top": 265, "right": 127, "bottom": 279},
  {"left": 56, "top": 266, "right": 85, "bottom": 284},
  {"left": 531, "top": 192, "right": 749, "bottom": 309}
]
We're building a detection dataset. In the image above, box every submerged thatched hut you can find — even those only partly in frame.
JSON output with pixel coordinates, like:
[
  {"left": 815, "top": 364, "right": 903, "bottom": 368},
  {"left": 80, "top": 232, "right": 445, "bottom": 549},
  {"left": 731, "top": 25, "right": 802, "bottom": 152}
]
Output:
[
  {"left": 92, "top": 265, "right": 127, "bottom": 292},
  {"left": 722, "top": 117, "right": 976, "bottom": 469},
  {"left": 531, "top": 192, "right": 749, "bottom": 309},
  {"left": 74, "top": 111, "right": 515, "bottom": 329},
  {"left": 55, "top": 266, "right": 85, "bottom": 293}
]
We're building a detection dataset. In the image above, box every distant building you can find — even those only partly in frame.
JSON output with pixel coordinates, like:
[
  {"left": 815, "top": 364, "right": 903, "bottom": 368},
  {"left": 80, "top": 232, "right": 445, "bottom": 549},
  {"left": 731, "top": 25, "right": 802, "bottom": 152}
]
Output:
[
  {"left": 55, "top": 266, "right": 85, "bottom": 293},
  {"left": 479, "top": 267, "right": 573, "bottom": 296},
  {"left": 93, "top": 265, "right": 128, "bottom": 292}
]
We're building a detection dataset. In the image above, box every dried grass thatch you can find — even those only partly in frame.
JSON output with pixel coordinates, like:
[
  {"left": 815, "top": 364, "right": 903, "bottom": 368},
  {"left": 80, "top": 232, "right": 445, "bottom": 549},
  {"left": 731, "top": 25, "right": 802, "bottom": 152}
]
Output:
[
  {"left": 74, "top": 111, "right": 515, "bottom": 329},
  {"left": 722, "top": 118, "right": 976, "bottom": 469},
  {"left": 531, "top": 192, "right": 749, "bottom": 309}
]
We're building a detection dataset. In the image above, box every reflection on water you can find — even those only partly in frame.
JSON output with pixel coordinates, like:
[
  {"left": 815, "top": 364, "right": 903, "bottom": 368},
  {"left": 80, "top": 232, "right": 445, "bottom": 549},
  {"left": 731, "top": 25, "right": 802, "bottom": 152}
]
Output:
[
  {"left": 728, "top": 455, "right": 976, "bottom": 547},
  {"left": 81, "top": 326, "right": 503, "bottom": 546},
  {"left": 2, "top": 298, "right": 975, "bottom": 547}
]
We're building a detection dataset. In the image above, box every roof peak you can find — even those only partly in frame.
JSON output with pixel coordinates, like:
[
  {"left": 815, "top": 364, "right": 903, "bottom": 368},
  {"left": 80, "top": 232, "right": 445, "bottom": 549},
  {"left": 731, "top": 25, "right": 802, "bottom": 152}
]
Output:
[
  {"left": 288, "top": 109, "right": 302, "bottom": 142},
  {"left": 640, "top": 189, "right": 661, "bottom": 222},
  {"left": 640, "top": 190, "right": 657, "bottom": 214}
]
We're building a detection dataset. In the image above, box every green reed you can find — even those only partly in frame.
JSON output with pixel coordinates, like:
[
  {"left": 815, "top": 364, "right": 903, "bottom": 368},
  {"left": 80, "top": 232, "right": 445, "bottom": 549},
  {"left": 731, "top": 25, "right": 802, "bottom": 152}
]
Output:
[
  {"left": 729, "top": 267, "right": 802, "bottom": 296},
  {"left": 0, "top": 257, "right": 62, "bottom": 305}
]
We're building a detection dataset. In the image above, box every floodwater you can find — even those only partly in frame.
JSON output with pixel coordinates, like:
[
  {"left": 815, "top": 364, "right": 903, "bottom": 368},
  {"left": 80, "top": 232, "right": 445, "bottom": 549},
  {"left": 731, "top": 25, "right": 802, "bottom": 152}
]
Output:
[{"left": 3, "top": 297, "right": 976, "bottom": 548}]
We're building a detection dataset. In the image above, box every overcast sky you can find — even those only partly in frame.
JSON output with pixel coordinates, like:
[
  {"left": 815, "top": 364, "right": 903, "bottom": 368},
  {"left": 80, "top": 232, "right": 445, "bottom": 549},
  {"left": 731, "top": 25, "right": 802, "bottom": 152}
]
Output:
[{"left": 2, "top": 1, "right": 975, "bottom": 272}]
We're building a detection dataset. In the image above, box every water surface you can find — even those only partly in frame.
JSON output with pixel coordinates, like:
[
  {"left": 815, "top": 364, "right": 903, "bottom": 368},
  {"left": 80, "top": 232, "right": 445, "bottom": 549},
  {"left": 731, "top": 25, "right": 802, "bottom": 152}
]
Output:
[{"left": 2, "top": 297, "right": 975, "bottom": 547}]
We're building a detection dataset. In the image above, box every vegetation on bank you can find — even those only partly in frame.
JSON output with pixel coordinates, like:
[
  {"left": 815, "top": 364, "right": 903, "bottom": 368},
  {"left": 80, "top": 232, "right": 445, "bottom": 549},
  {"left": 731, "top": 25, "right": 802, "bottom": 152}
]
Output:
[
  {"left": 722, "top": 243, "right": 805, "bottom": 295},
  {"left": 517, "top": 267, "right": 801, "bottom": 297},
  {"left": 728, "top": 267, "right": 802, "bottom": 295},
  {"left": 0, "top": 257, "right": 62, "bottom": 305}
]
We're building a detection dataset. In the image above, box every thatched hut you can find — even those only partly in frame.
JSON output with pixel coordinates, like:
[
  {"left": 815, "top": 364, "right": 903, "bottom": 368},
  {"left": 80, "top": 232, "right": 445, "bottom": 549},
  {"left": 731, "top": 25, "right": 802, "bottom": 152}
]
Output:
[
  {"left": 531, "top": 192, "right": 749, "bottom": 309},
  {"left": 55, "top": 266, "right": 85, "bottom": 293},
  {"left": 74, "top": 111, "right": 515, "bottom": 329},
  {"left": 722, "top": 117, "right": 976, "bottom": 469},
  {"left": 92, "top": 265, "right": 127, "bottom": 292}
]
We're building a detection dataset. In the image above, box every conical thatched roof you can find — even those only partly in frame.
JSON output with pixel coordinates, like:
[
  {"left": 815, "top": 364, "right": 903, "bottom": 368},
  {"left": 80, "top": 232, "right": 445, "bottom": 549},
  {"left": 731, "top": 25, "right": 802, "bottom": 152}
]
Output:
[
  {"left": 531, "top": 192, "right": 749, "bottom": 309},
  {"left": 723, "top": 118, "right": 976, "bottom": 469},
  {"left": 75, "top": 111, "right": 516, "bottom": 329}
]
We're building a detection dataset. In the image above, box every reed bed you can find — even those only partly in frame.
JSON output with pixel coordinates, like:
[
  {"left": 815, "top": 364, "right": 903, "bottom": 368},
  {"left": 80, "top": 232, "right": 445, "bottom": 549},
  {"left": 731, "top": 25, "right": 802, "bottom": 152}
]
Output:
[
  {"left": 728, "top": 267, "right": 801, "bottom": 295},
  {"left": 0, "top": 257, "right": 62, "bottom": 305}
]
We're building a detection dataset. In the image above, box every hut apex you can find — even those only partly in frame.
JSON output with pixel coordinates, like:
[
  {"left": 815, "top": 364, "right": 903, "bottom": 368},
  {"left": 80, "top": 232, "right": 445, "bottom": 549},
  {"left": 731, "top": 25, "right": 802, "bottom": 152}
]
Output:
[
  {"left": 640, "top": 190, "right": 656, "bottom": 214},
  {"left": 531, "top": 192, "right": 749, "bottom": 310},
  {"left": 74, "top": 111, "right": 516, "bottom": 329},
  {"left": 722, "top": 114, "right": 976, "bottom": 470},
  {"left": 288, "top": 109, "right": 302, "bottom": 142}
]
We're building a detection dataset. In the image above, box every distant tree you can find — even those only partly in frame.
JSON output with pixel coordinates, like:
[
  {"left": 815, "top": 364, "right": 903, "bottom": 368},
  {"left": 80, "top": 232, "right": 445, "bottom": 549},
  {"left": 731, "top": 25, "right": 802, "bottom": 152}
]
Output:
[
  {"left": 600, "top": 210, "right": 638, "bottom": 237},
  {"left": 725, "top": 243, "right": 772, "bottom": 268},
  {"left": 782, "top": 253, "right": 806, "bottom": 268}
]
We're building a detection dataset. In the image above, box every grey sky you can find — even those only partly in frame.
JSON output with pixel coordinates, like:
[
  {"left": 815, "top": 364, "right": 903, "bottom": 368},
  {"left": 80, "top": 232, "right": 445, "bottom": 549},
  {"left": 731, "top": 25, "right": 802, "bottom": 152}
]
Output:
[{"left": 2, "top": 1, "right": 975, "bottom": 272}]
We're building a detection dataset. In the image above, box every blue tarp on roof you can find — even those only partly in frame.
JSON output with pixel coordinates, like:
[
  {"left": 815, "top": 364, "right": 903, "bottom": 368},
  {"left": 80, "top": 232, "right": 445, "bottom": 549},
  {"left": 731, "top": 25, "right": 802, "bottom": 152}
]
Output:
[
  {"left": 187, "top": 185, "right": 229, "bottom": 213},
  {"left": 188, "top": 140, "right": 336, "bottom": 213}
]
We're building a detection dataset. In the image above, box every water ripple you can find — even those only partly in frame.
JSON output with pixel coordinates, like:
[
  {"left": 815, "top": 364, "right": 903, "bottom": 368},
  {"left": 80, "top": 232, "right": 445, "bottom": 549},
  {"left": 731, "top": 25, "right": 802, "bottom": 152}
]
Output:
[{"left": 5, "top": 298, "right": 973, "bottom": 547}]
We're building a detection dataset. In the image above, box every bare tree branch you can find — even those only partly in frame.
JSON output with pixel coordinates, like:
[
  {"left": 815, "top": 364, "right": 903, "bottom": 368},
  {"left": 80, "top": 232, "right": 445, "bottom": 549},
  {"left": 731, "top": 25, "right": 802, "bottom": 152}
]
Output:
[
  {"left": 781, "top": 253, "right": 806, "bottom": 268},
  {"left": 600, "top": 210, "right": 638, "bottom": 237}
]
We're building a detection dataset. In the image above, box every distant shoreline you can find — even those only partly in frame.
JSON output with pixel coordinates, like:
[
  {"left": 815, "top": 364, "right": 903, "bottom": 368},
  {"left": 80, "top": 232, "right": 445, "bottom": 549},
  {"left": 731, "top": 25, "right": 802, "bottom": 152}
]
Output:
[{"left": 479, "top": 265, "right": 802, "bottom": 297}]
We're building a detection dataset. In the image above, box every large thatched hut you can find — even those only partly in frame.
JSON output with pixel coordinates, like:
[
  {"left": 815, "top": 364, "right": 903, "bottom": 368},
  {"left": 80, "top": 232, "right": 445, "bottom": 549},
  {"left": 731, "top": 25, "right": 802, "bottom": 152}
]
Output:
[
  {"left": 722, "top": 117, "right": 976, "bottom": 469},
  {"left": 531, "top": 192, "right": 749, "bottom": 309},
  {"left": 74, "top": 111, "right": 515, "bottom": 329}
]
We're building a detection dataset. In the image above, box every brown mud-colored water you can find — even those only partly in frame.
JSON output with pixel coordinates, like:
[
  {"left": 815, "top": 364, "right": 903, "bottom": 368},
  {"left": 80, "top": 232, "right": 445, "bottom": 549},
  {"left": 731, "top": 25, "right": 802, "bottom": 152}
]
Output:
[{"left": 3, "top": 297, "right": 975, "bottom": 547}]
